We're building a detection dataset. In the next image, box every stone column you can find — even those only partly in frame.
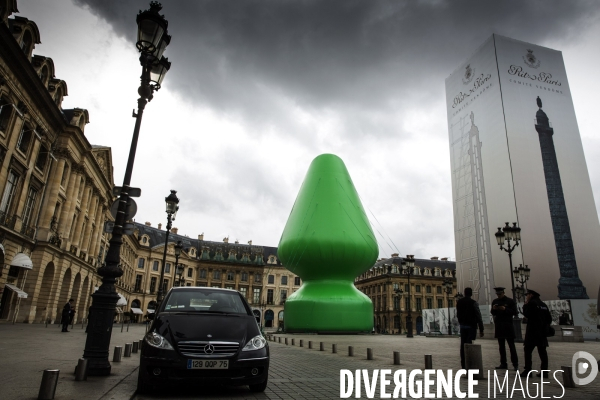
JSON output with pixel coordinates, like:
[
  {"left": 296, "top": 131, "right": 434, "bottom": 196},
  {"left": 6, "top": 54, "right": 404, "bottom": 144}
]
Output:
[
  {"left": 57, "top": 165, "right": 80, "bottom": 237},
  {"left": 38, "top": 157, "right": 66, "bottom": 230},
  {"left": 89, "top": 205, "right": 106, "bottom": 262},
  {"left": 71, "top": 183, "right": 92, "bottom": 248},
  {"left": 82, "top": 193, "right": 99, "bottom": 253}
]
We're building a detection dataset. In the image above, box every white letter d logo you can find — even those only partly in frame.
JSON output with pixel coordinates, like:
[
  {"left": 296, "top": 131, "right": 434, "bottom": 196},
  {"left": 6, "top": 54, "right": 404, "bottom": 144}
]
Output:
[{"left": 572, "top": 351, "right": 598, "bottom": 385}]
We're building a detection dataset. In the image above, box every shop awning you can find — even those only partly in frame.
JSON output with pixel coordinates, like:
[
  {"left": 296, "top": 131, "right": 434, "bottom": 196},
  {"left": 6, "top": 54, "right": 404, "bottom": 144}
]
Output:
[
  {"left": 4, "top": 284, "right": 28, "bottom": 298},
  {"left": 10, "top": 253, "right": 33, "bottom": 270},
  {"left": 147, "top": 309, "right": 156, "bottom": 313},
  {"left": 117, "top": 293, "right": 127, "bottom": 306},
  {"left": 130, "top": 308, "right": 143, "bottom": 315}
]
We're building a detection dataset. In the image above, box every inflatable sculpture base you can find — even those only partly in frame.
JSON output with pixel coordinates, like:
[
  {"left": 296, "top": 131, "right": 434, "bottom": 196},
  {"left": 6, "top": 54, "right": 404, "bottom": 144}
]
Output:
[{"left": 278, "top": 154, "right": 378, "bottom": 333}]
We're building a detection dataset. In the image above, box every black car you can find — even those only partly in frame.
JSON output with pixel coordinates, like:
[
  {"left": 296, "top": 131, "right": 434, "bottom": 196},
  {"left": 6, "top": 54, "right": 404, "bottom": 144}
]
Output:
[{"left": 137, "top": 287, "right": 269, "bottom": 394}]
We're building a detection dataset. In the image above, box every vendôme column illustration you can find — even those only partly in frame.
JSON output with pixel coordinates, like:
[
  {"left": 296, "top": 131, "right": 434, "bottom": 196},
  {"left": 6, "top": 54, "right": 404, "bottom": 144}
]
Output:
[{"left": 278, "top": 154, "right": 378, "bottom": 332}]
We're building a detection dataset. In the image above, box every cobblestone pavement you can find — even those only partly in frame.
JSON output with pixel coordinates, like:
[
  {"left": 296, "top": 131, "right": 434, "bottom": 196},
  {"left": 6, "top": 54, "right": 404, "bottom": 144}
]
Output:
[{"left": 136, "top": 333, "right": 600, "bottom": 399}]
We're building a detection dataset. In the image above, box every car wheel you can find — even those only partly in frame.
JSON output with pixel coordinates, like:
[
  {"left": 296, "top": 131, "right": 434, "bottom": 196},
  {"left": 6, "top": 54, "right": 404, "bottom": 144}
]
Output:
[
  {"left": 249, "top": 377, "right": 268, "bottom": 392},
  {"left": 137, "top": 368, "right": 153, "bottom": 395}
]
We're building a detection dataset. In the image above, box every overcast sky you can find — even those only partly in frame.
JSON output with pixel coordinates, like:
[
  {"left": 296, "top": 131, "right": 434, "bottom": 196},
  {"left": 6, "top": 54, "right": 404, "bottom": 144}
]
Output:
[{"left": 16, "top": 0, "right": 600, "bottom": 260}]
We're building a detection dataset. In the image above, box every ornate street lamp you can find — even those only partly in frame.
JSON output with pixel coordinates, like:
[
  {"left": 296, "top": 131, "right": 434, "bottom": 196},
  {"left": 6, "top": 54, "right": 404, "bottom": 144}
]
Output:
[
  {"left": 513, "top": 264, "right": 531, "bottom": 303},
  {"left": 82, "top": 1, "right": 172, "bottom": 376},
  {"left": 495, "top": 222, "right": 523, "bottom": 341},
  {"left": 443, "top": 271, "right": 455, "bottom": 335},
  {"left": 402, "top": 255, "right": 415, "bottom": 338},
  {"left": 156, "top": 190, "right": 180, "bottom": 303},
  {"left": 175, "top": 241, "right": 184, "bottom": 286}
]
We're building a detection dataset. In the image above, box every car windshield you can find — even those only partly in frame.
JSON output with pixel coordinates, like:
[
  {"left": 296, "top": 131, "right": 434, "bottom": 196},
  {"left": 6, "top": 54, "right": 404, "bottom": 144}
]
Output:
[{"left": 163, "top": 289, "right": 250, "bottom": 315}]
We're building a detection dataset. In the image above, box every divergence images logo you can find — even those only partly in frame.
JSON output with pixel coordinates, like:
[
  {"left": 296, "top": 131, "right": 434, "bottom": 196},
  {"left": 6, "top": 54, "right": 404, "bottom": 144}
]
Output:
[
  {"left": 523, "top": 49, "right": 541, "bottom": 69},
  {"left": 572, "top": 351, "right": 599, "bottom": 385},
  {"left": 462, "top": 64, "right": 475, "bottom": 85}
]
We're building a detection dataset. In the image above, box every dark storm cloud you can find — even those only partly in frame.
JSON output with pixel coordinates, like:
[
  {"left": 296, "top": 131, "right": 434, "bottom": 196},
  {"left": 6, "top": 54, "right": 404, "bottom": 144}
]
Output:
[{"left": 73, "top": 0, "right": 599, "bottom": 133}]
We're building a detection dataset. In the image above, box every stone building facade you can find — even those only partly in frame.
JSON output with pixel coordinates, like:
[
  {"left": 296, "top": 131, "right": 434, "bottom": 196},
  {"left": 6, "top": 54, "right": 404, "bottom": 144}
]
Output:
[
  {"left": 0, "top": 1, "right": 137, "bottom": 324},
  {"left": 355, "top": 255, "right": 457, "bottom": 335}
]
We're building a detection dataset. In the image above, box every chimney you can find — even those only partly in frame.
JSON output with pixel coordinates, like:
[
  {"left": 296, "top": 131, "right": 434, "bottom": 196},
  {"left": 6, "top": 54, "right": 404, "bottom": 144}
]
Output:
[
  {"left": 441, "top": 257, "right": 448, "bottom": 261},
  {"left": 223, "top": 237, "right": 229, "bottom": 243},
  {"left": 145, "top": 222, "right": 151, "bottom": 226},
  {"left": 171, "top": 227, "right": 178, "bottom": 234},
  {"left": 234, "top": 240, "right": 239, "bottom": 244},
  {"left": 391, "top": 253, "right": 399, "bottom": 257},
  {"left": 431, "top": 256, "right": 439, "bottom": 260},
  {"left": 198, "top": 233, "right": 204, "bottom": 241},
  {"left": 248, "top": 240, "right": 252, "bottom": 245},
  {"left": 158, "top": 223, "right": 162, "bottom": 230}
]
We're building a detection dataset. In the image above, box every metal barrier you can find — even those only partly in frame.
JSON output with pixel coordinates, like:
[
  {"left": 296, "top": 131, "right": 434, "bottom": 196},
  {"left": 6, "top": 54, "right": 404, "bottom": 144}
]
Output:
[
  {"left": 393, "top": 351, "right": 400, "bottom": 365},
  {"left": 113, "top": 346, "right": 123, "bottom": 362},
  {"left": 38, "top": 369, "right": 59, "bottom": 400},
  {"left": 424, "top": 354, "right": 433, "bottom": 369},
  {"left": 124, "top": 343, "right": 133, "bottom": 357}
]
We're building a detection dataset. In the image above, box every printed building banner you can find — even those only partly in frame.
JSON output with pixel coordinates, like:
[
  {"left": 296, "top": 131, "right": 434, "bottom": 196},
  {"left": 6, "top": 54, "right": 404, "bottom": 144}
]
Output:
[{"left": 445, "top": 34, "right": 600, "bottom": 305}]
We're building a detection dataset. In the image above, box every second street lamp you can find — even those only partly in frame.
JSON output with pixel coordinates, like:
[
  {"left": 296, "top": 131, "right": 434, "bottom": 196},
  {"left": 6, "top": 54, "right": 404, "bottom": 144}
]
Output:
[
  {"left": 402, "top": 255, "right": 415, "bottom": 338},
  {"left": 174, "top": 240, "right": 183, "bottom": 286},
  {"left": 443, "top": 274, "right": 454, "bottom": 335},
  {"left": 394, "top": 288, "right": 403, "bottom": 334},
  {"left": 156, "top": 190, "right": 179, "bottom": 304}
]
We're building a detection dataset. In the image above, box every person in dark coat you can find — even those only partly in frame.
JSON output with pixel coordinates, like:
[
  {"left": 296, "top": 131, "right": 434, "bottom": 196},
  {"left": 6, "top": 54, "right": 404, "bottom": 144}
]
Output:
[
  {"left": 491, "top": 287, "right": 519, "bottom": 370},
  {"left": 61, "top": 299, "right": 74, "bottom": 332},
  {"left": 520, "top": 289, "right": 552, "bottom": 378},
  {"left": 456, "top": 287, "right": 484, "bottom": 369}
]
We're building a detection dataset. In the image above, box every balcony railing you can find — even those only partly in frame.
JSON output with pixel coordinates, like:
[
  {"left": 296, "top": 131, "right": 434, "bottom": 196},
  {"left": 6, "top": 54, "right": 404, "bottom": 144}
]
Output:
[
  {"left": 0, "top": 210, "right": 17, "bottom": 229},
  {"left": 20, "top": 223, "right": 35, "bottom": 238}
]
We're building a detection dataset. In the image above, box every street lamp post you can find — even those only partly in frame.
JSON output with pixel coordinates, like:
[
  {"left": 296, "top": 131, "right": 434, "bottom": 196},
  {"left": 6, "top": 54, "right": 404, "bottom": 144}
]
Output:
[
  {"left": 443, "top": 272, "right": 455, "bottom": 335},
  {"left": 402, "top": 255, "right": 415, "bottom": 338},
  {"left": 174, "top": 240, "right": 183, "bottom": 286},
  {"left": 156, "top": 190, "right": 180, "bottom": 304},
  {"left": 513, "top": 264, "right": 531, "bottom": 303},
  {"left": 394, "top": 288, "right": 403, "bottom": 334},
  {"left": 495, "top": 222, "right": 523, "bottom": 341},
  {"left": 82, "top": 1, "right": 171, "bottom": 376}
]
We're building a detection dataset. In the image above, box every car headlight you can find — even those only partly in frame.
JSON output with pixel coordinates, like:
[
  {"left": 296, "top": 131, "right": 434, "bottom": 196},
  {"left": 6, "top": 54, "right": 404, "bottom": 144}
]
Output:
[
  {"left": 144, "top": 332, "right": 174, "bottom": 350},
  {"left": 242, "top": 335, "right": 267, "bottom": 351}
]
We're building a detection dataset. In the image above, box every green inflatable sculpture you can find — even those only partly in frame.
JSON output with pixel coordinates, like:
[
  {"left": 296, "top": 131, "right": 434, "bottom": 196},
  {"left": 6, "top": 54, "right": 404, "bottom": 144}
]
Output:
[{"left": 278, "top": 154, "right": 378, "bottom": 333}]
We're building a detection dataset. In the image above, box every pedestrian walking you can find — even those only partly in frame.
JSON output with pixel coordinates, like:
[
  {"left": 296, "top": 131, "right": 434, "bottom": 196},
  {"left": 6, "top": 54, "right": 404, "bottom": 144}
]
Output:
[
  {"left": 61, "top": 298, "right": 74, "bottom": 332},
  {"left": 491, "top": 287, "right": 519, "bottom": 371},
  {"left": 456, "top": 287, "right": 484, "bottom": 369},
  {"left": 520, "top": 289, "right": 552, "bottom": 378}
]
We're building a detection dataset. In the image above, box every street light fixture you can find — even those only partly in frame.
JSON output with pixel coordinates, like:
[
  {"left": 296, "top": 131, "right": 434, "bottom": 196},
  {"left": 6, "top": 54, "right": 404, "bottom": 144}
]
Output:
[
  {"left": 175, "top": 240, "right": 184, "bottom": 286},
  {"left": 513, "top": 264, "right": 531, "bottom": 303},
  {"left": 402, "top": 255, "right": 415, "bottom": 338},
  {"left": 495, "top": 222, "right": 523, "bottom": 341},
  {"left": 82, "top": 1, "right": 172, "bottom": 376},
  {"left": 156, "top": 190, "right": 180, "bottom": 304},
  {"left": 443, "top": 270, "right": 455, "bottom": 335}
]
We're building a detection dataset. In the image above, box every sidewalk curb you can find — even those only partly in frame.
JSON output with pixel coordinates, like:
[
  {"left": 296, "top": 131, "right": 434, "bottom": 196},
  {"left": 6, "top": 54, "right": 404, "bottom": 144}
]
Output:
[{"left": 99, "top": 366, "right": 139, "bottom": 400}]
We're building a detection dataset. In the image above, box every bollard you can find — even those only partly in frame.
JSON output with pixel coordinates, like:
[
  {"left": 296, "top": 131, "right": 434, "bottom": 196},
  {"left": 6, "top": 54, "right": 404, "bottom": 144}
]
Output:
[
  {"left": 139, "top": 339, "right": 143, "bottom": 351},
  {"left": 348, "top": 346, "right": 354, "bottom": 357},
  {"left": 292, "top": 339, "right": 295, "bottom": 346},
  {"left": 38, "top": 369, "right": 59, "bottom": 400},
  {"left": 278, "top": 337, "right": 281, "bottom": 343},
  {"left": 309, "top": 341, "right": 313, "bottom": 349},
  {"left": 285, "top": 338, "right": 288, "bottom": 345},
  {"left": 393, "top": 351, "right": 400, "bottom": 365},
  {"left": 561, "top": 366, "right": 576, "bottom": 388},
  {"left": 424, "top": 354, "right": 433, "bottom": 369},
  {"left": 75, "top": 358, "right": 88, "bottom": 381},
  {"left": 320, "top": 342, "right": 324, "bottom": 351},
  {"left": 124, "top": 343, "right": 133, "bottom": 357},
  {"left": 367, "top": 348, "right": 373, "bottom": 360},
  {"left": 464, "top": 344, "right": 483, "bottom": 379},
  {"left": 332, "top": 344, "right": 337, "bottom": 353},
  {"left": 113, "top": 346, "right": 123, "bottom": 362},
  {"left": 300, "top": 339, "right": 304, "bottom": 347},
  {"left": 132, "top": 341, "right": 139, "bottom": 354}
]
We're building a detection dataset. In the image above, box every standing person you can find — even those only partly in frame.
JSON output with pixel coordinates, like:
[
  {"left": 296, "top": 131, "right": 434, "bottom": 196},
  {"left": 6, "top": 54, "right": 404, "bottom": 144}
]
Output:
[
  {"left": 61, "top": 299, "right": 74, "bottom": 332},
  {"left": 456, "top": 287, "right": 484, "bottom": 369},
  {"left": 491, "top": 287, "right": 519, "bottom": 371},
  {"left": 520, "top": 289, "right": 552, "bottom": 378}
]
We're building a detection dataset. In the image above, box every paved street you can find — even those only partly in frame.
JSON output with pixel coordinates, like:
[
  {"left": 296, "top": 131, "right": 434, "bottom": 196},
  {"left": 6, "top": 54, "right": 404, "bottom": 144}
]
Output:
[{"left": 2, "top": 323, "right": 600, "bottom": 399}]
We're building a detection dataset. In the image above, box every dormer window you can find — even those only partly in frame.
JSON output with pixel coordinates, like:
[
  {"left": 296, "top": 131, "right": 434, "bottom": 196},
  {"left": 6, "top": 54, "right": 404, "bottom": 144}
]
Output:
[
  {"left": 54, "top": 88, "right": 62, "bottom": 107},
  {"left": 20, "top": 30, "right": 32, "bottom": 55},
  {"left": 39, "top": 66, "right": 49, "bottom": 86}
]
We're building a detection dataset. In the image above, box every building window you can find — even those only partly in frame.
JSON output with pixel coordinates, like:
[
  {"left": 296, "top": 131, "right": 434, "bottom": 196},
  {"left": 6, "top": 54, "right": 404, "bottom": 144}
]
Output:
[
  {"left": 16, "top": 124, "right": 33, "bottom": 154},
  {"left": 138, "top": 258, "right": 145, "bottom": 269},
  {"left": 239, "top": 287, "right": 247, "bottom": 299},
  {"left": 135, "top": 275, "right": 143, "bottom": 292},
  {"left": 227, "top": 272, "right": 234, "bottom": 281},
  {"left": 241, "top": 272, "right": 248, "bottom": 282},
  {"left": 393, "top": 296, "right": 400, "bottom": 310},
  {"left": 294, "top": 276, "right": 301, "bottom": 286},
  {"left": 426, "top": 286, "right": 432, "bottom": 294},
  {"left": 404, "top": 284, "right": 409, "bottom": 292},
  {"left": 253, "top": 288, "right": 261, "bottom": 304},
  {"left": 268, "top": 275, "right": 274, "bottom": 284},
  {"left": 35, "top": 146, "right": 48, "bottom": 171},
  {"left": 0, "top": 170, "right": 19, "bottom": 213},
  {"left": 162, "top": 279, "right": 168, "bottom": 292},
  {"left": 405, "top": 297, "right": 410, "bottom": 311},
  {"left": 267, "top": 289, "right": 274, "bottom": 304},
  {"left": 437, "top": 299, "right": 443, "bottom": 309},
  {"left": 280, "top": 289, "right": 287, "bottom": 304},
  {"left": 61, "top": 165, "right": 69, "bottom": 187},
  {"left": 0, "top": 101, "right": 13, "bottom": 132},
  {"left": 281, "top": 276, "right": 288, "bottom": 285},
  {"left": 142, "top": 236, "right": 147, "bottom": 244},
  {"left": 225, "top": 285, "right": 234, "bottom": 290},
  {"left": 426, "top": 298, "right": 433, "bottom": 309},
  {"left": 213, "top": 270, "right": 220, "bottom": 280},
  {"left": 415, "top": 285, "right": 421, "bottom": 293},
  {"left": 448, "top": 299, "right": 454, "bottom": 308},
  {"left": 149, "top": 277, "right": 157, "bottom": 293},
  {"left": 254, "top": 273, "right": 261, "bottom": 283},
  {"left": 165, "top": 263, "right": 171, "bottom": 274},
  {"left": 199, "top": 269, "right": 206, "bottom": 278},
  {"left": 436, "top": 286, "right": 442, "bottom": 294},
  {"left": 416, "top": 298, "right": 422, "bottom": 311},
  {"left": 187, "top": 268, "right": 193, "bottom": 278},
  {"left": 152, "top": 261, "right": 159, "bottom": 271},
  {"left": 21, "top": 186, "right": 38, "bottom": 228}
]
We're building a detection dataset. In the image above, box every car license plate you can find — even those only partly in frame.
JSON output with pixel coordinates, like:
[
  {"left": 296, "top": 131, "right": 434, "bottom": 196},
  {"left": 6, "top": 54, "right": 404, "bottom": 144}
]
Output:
[{"left": 187, "top": 359, "right": 229, "bottom": 369}]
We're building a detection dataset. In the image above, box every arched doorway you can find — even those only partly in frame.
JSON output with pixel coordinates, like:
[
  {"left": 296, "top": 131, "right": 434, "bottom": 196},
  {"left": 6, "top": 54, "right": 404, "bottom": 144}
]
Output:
[
  {"left": 71, "top": 273, "right": 81, "bottom": 323},
  {"left": 56, "top": 268, "right": 72, "bottom": 325},
  {"left": 264, "top": 310, "right": 274, "bottom": 327},
  {"left": 131, "top": 299, "right": 141, "bottom": 323},
  {"left": 416, "top": 316, "right": 423, "bottom": 335},
  {"left": 253, "top": 309, "right": 261, "bottom": 325}
]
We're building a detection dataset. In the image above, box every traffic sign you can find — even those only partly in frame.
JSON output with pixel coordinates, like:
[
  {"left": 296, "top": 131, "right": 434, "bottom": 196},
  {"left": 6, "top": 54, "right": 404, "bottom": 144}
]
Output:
[
  {"left": 113, "top": 186, "right": 141, "bottom": 197},
  {"left": 110, "top": 198, "right": 137, "bottom": 220}
]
